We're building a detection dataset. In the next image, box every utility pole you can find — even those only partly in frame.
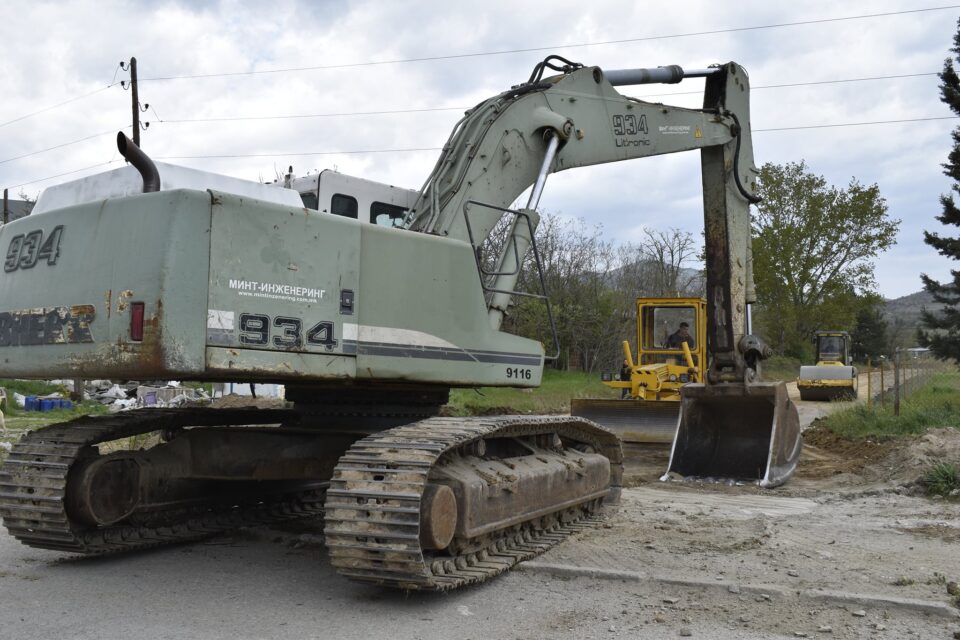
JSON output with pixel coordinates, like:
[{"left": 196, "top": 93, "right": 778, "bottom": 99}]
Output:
[
  {"left": 126, "top": 57, "right": 141, "bottom": 147},
  {"left": 2, "top": 188, "right": 8, "bottom": 225}
]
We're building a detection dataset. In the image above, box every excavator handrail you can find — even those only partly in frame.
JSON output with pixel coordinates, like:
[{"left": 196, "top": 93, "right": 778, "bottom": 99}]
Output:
[{"left": 462, "top": 199, "right": 561, "bottom": 361}]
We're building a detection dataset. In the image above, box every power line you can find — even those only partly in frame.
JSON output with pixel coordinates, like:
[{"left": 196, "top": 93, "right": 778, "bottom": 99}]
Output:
[
  {"left": 0, "top": 128, "right": 126, "bottom": 165},
  {"left": 2, "top": 5, "right": 952, "bottom": 133},
  {"left": 156, "top": 148, "right": 444, "bottom": 160},
  {"left": 7, "top": 115, "right": 956, "bottom": 190},
  {"left": 159, "top": 106, "right": 468, "bottom": 124},
  {"left": 755, "top": 115, "right": 956, "bottom": 132},
  {"left": 153, "top": 115, "right": 960, "bottom": 160},
  {"left": 151, "top": 72, "right": 943, "bottom": 125},
  {"left": 638, "top": 72, "right": 940, "bottom": 99},
  {"left": 0, "top": 83, "right": 121, "bottom": 130},
  {"left": 7, "top": 160, "right": 120, "bottom": 190},
  {"left": 138, "top": 5, "right": 960, "bottom": 82},
  {"left": 0, "top": 72, "right": 942, "bottom": 166}
]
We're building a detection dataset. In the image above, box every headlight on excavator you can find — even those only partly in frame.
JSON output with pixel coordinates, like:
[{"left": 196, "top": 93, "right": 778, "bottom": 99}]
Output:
[
  {"left": 679, "top": 374, "right": 689, "bottom": 383},
  {"left": 669, "top": 374, "right": 678, "bottom": 382}
]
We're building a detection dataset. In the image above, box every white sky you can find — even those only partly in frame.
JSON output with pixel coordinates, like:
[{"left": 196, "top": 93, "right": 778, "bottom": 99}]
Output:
[{"left": 1, "top": 0, "right": 958, "bottom": 299}]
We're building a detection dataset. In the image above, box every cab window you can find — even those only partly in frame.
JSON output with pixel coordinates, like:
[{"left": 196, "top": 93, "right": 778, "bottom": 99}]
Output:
[
  {"left": 300, "top": 191, "right": 319, "bottom": 210},
  {"left": 331, "top": 194, "right": 358, "bottom": 219},
  {"left": 370, "top": 201, "right": 407, "bottom": 227},
  {"left": 639, "top": 306, "right": 698, "bottom": 366},
  {"left": 641, "top": 306, "right": 697, "bottom": 351}
]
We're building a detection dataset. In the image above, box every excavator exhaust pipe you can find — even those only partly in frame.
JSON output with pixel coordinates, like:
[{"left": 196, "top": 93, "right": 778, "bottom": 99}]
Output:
[
  {"left": 117, "top": 132, "right": 160, "bottom": 193},
  {"left": 663, "top": 381, "right": 801, "bottom": 488}
]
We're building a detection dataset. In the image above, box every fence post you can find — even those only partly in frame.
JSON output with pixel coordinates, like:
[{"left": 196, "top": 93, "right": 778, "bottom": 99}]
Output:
[
  {"left": 866, "top": 357, "right": 872, "bottom": 407},
  {"left": 880, "top": 359, "right": 885, "bottom": 409},
  {"left": 893, "top": 350, "right": 901, "bottom": 416}
]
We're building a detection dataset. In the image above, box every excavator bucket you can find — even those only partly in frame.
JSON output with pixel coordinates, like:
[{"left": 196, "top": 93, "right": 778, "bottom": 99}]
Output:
[
  {"left": 664, "top": 381, "right": 801, "bottom": 487},
  {"left": 570, "top": 398, "right": 679, "bottom": 443}
]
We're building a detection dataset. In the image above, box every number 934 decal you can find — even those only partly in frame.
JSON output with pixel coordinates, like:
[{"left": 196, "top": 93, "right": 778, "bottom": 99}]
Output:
[{"left": 5, "top": 226, "right": 64, "bottom": 273}]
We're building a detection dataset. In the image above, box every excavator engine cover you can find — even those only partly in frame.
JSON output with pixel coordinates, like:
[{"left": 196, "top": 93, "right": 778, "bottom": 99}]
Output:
[{"left": 665, "top": 381, "right": 801, "bottom": 487}]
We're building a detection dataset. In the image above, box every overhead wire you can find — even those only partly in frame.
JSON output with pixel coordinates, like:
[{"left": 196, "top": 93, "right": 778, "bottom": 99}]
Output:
[
  {"left": 0, "top": 83, "right": 122, "bottom": 130},
  {"left": 7, "top": 71, "right": 941, "bottom": 164},
  {"left": 147, "top": 115, "right": 960, "bottom": 161},
  {"left": 2, "top": 4, "right": 956, "bottom": 129},
  {"left": 0, "top": 128, "right": 128, "bottom": 165},
  {"left": 150, "top": 72, "right": 944, "bottom": 125},
  {"left": 5, "top": 115, "right": 957, "bottom": 189},
  {"left": 137, "top": 5, "right": 960, "bottom": 81},
  {"left": 7, "top": 160, "right": 121, "bottom": 190}
]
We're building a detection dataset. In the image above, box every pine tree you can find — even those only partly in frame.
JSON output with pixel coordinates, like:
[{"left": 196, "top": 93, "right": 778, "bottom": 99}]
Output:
[
  {"left": 852, "top": 304, "right": 888, "bottom": 362},
  {"left": 920, "top": 19, "right": 960, "bottom": 361}
]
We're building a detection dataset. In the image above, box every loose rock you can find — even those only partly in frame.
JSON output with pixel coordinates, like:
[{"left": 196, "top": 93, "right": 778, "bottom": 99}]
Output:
[
  {"left": 851, "top": 609, "right": 866, "bottom": 617},
  {"left": 728, "top": 584, "right": 741, "bottom": 594},
  {"left": 679, "top": 628, "right": 692, "bottom": 637}
]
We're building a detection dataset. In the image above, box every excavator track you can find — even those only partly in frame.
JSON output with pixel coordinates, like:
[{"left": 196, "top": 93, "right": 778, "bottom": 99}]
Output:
[
  {"left": 325, "top": 415, "right": 622, "bottom": 591},
  {"left": 0, "top": 408, "right": 324, "bottom": 554}
]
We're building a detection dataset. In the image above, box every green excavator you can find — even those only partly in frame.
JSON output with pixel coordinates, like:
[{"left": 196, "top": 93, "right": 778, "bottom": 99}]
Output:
[{"left": 0, "top": 56, "right": 799, "bottom": 590}]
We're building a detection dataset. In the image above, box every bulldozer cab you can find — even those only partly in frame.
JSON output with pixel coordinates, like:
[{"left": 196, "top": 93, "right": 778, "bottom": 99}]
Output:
[
  {"left": 636, "top": 298, "right": 706, "bottom": 374},
  {"left": 815, "top": 331, "right": 852, "bottom": 365}
]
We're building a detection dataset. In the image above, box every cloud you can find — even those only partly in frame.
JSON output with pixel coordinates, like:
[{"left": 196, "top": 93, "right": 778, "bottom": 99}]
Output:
[{"left": 1, "top": 0, "right": 958, "bottom": 297}]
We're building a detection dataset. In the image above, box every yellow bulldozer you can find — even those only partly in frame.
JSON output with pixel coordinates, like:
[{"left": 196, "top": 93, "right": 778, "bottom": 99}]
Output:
[{"left": 572, "top": 297, "right": 706, "bottom": 443}]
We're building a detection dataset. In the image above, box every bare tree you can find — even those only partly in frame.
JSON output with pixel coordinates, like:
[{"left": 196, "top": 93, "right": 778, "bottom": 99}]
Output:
[{"left": 638, "top": 228, "right": 700, "bottom": 296}]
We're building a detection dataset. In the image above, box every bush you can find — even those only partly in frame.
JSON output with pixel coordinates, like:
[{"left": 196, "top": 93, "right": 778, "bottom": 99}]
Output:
[{"left": 924, "top": 463, "right": 960, "bottom": 498}]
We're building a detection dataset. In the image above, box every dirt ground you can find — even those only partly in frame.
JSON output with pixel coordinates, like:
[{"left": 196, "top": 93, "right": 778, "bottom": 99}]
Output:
[
  {"left": 553, "top": 376, "right": 960, "bottom": 639},
  {"left": 1, "top": 381, "right": 958, "bottom": 639}
]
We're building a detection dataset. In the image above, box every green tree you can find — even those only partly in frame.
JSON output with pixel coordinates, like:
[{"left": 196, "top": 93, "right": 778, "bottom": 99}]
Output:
[
  {"left": 752, "top": 161, "right": 900, "bottom": 358},
  {"left": 919, "top": 19, "right": 960, "bottom": 361},
  {"left": 851, "top": 301, "right": 888, "bottom": 361}
]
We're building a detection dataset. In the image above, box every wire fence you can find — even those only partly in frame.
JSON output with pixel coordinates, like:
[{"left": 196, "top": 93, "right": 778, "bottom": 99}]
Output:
[{"left": 862, "top": 353, "right": 954, "bottom": 416}]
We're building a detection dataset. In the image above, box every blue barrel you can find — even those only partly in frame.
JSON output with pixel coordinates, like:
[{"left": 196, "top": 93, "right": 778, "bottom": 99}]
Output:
[
  {"left": 39, "top": 399, "right": 56, "bottom": 412},
  {"left": 25, "top": 396, "right": 39, "bottom": 411},
  {"left": 59, "top": 399, "right": 74, "bottom": 410}
]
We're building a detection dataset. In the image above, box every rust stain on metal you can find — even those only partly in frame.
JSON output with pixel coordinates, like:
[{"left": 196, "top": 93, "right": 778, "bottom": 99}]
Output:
[
  {"left": 104, "top": 290, "right": 113, "bottom": 319},
  {"left": 116, "top": 289, "right": 134, "bottom": 314}
]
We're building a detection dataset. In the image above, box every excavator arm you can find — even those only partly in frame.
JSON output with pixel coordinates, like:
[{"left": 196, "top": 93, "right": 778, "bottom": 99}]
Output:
[
  {"left": 408, "top": 57, "right": 762, "bottom": 383},
  {"left": 407, "top": 56, "right": 800, "bottom": 486}
]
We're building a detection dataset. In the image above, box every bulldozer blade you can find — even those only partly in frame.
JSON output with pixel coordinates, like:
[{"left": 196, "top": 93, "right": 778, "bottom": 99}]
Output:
[
  {"left": 570, "top": 398, "right": 679, "bottom": 443},
  {"left": 663, "top": 381, "right": 801, "bottom": 488}
]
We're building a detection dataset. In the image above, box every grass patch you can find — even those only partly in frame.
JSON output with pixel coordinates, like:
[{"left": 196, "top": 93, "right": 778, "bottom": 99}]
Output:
[
  {"left": 761, "top": 355, "right": 802, "bottom": 382},
  {"left": 446, "top": 368, "right": 618, "bottom": 416},
  {"left": 892, "top": 576, "right": 916, "bottom": 586},
  {"left": 817, "top": 372, "right": 960, "bottom": 439},
  {"left": 924, "top": 463, "right": 960, "bottom": 498}
]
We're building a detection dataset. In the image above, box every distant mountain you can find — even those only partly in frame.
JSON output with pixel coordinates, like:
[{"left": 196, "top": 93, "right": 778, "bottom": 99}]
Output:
[{"left": 883, "top": 289, "right": 945, "bottom": 339}]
